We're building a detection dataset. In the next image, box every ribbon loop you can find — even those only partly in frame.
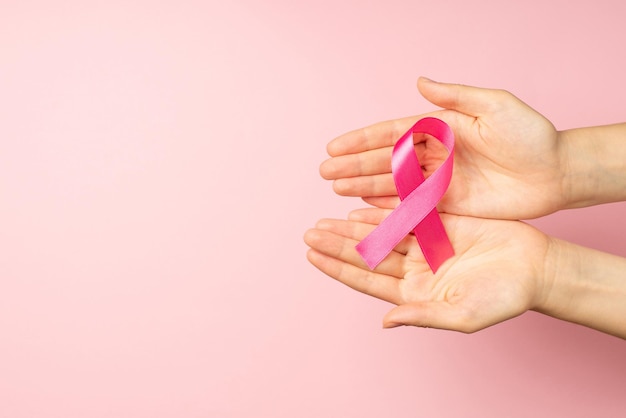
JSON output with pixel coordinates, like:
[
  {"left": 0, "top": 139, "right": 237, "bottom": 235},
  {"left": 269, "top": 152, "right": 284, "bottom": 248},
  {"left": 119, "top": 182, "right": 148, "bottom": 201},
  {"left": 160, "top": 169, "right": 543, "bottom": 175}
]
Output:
[{"left": 356, "top": 117, "right": 454, "bottom": 273}]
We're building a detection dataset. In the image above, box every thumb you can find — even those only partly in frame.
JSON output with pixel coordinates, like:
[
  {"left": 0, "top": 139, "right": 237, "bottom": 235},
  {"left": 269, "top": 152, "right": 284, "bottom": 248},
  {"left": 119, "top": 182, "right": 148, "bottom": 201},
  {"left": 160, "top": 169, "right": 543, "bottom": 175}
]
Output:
[
  {"left": 417, "top": 76, "right": 505, "bottom": 117},
  {"left": 383, "top": 301, "right": 482, "bottom": 334}
]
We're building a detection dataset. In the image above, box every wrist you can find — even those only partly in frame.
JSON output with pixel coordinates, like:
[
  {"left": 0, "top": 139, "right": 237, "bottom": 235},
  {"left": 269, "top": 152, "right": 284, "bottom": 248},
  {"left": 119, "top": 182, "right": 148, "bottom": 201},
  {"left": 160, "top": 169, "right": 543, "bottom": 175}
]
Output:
[
  {"left": 558, "top": 124, "right": 626, "bottom": 209},
  {"left": 557, "top": 128, "right": 597, "bottom": 210},
  {"left": 534, "top": 236, "right": 626, "bottom": 339},
  {"left": 533, "top": 236, "right": 578, "bottom": 317}
]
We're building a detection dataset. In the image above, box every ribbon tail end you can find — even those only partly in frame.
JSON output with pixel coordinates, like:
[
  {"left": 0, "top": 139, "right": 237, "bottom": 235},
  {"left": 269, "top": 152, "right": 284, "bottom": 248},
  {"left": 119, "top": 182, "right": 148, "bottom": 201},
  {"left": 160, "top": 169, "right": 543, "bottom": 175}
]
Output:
[
  {"left": 355, "top": 242, "right": 385, "bottom": 270},
  {"left": 426, "top": 245, "right": 455, "bottom": 274}
]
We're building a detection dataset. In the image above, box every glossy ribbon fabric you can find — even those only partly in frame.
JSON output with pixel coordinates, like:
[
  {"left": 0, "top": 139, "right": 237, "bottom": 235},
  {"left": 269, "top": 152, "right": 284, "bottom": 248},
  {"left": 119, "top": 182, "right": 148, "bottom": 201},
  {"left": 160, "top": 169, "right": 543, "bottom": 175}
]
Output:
[{"left": 356, "top": 117, "right": 455, "bottom": 273}]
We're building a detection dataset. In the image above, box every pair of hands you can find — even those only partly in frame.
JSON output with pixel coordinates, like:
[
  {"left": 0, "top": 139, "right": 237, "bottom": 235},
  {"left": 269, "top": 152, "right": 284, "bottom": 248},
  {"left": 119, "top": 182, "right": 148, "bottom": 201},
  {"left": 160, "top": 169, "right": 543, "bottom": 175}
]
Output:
[{"left": 305, "top": 77, "right": 569, "bottom": 332}]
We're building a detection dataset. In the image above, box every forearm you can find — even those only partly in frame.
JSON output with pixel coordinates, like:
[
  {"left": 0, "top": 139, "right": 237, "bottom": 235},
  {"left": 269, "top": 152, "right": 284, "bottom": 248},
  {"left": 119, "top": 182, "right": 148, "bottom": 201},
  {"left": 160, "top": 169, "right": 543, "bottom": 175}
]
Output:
[
  {"left": 560, "top": 123, "right": 626, "bottom": 209},
  {"left": 538, "top": 237, "right": 626, "bottom": 339}
]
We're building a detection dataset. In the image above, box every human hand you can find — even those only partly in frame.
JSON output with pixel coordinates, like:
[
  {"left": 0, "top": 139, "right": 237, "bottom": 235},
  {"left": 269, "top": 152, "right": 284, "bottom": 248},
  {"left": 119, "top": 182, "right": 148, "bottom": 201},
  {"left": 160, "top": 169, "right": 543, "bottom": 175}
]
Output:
[
  {"left": 321, "top": 78, "right": 569, "bottom": 219},
  {"left": 304, "top": 208, "right": 553, "bottom": 332}
]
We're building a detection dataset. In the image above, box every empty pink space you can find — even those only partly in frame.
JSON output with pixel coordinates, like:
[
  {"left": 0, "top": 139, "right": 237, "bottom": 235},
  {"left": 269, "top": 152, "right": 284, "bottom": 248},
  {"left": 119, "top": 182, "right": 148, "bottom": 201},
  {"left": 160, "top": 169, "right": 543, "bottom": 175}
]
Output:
[{"left": 1, "top": 1, "right": 625, "bottom": 417}]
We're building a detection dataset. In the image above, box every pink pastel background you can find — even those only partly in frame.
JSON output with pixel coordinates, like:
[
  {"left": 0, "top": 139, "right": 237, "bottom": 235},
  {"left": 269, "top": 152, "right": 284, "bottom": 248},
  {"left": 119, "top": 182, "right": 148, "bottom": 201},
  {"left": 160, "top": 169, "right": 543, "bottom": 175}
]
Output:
[{"left": 1, "top": 1, "right": 625, "bottom": 417}]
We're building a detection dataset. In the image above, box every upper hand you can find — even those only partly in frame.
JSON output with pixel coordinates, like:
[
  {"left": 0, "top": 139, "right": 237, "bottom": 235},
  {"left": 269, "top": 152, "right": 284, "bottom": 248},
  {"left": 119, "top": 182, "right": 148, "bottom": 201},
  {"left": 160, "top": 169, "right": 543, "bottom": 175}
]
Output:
[{"left": 320, "top": 78, "right": 568, "bottom": 219}]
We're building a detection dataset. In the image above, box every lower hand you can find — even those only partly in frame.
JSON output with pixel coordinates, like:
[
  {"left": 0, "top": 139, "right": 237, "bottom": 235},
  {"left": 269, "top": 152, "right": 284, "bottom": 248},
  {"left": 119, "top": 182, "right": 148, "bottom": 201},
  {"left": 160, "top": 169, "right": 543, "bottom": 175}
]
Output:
[{"left": 304, "top": 208, "right": 554, "bottom": 332}]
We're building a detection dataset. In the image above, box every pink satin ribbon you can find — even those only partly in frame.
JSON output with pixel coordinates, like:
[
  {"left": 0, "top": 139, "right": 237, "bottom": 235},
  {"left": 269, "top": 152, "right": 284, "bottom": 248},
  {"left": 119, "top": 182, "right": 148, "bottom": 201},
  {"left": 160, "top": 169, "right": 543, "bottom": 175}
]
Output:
[{"left": 356, "top": 117, "right": 454, "bottom": 273}]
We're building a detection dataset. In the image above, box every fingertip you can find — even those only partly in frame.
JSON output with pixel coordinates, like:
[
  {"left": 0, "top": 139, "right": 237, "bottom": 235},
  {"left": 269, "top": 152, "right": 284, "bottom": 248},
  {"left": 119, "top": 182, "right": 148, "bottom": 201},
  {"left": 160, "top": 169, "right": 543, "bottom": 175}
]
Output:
[
  {"left": 362, "top": 195, "right": 399, "bottom": 210},
  {"left": 326, "top": 137, "right": 344, "bottom": 157},
  {"left": 347, "top": 207, "right": 391, "bottom": 224},
  {"left": 417, "top": 76, "right": 451, "bottom": 111},
  {"left": 347, "top": 208, "right": 365, "bottom": 221},
  {"left": 331, "top": 179, "right": 351, "bottom": 196},
  {"left": 325, "top": 141, "right": 336, "bottom": 157},
  {"left": 306, "top": 248, "right": 326, "bottom": 270},
  {"left": 314, "top": 218, "right": 335, "bottom": 230},
  {"left": 303, "top": 228, "right": 315, "bottom": 244},
  {"left": 306, "top": 245, "right": 327, "bottom": 261},
  {"left": 383, "top": 307, "right": 406, "bottom": 328},
  {"left": 303, "top": 227, "right": 326, "bottom": 248},
  {"left": 417, "top": 76, "right": 436, "bottom": 85},
  {"left": 382, "top": 319, "right": 403, "bottom": 329},
  {"left": 384, "top": 303, "right": 426, "bottom": 329},
  {"left": 318, "top": 158, "right": 333, "bottom": 180},
  {"left": 417, "top": 75, "right": 438, "bottom": 93}
]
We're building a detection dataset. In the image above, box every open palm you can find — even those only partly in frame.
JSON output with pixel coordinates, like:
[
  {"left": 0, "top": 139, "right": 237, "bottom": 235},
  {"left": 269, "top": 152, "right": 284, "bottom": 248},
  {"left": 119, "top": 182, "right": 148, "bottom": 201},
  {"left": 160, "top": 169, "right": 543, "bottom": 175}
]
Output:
[
  {"left": 304, "top": 208, "right": 552, "bottom": 332},
  {"left": 321, "top": 78, "right": 568, "bottom": 219}
]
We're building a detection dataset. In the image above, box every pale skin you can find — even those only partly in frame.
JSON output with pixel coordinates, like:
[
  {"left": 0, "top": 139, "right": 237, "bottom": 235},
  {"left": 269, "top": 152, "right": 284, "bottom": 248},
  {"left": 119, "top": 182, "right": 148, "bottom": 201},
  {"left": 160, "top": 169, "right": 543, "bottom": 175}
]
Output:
[
  {"left": 321, "top": 77, "right": 626, "bottom": 218},
  {"left": 305, "top": 78, "right": 626, "bottom": 339}
]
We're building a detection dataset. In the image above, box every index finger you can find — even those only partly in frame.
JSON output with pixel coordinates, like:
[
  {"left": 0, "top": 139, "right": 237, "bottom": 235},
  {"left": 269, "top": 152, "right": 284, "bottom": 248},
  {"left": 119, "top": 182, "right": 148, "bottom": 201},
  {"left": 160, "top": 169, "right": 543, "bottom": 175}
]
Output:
[{"left": 326, "top": 116, "right": 419, "bottom": 157}]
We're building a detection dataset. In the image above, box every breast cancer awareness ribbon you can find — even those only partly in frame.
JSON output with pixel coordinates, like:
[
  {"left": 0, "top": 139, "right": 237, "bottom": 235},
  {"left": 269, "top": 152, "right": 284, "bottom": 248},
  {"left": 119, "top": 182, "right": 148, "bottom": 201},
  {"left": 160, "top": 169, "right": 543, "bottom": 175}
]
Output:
[{"left": 356, "top": 117, "right": 454, "bottom": 273}]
